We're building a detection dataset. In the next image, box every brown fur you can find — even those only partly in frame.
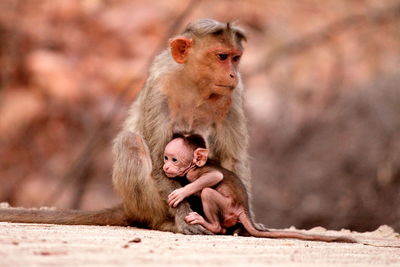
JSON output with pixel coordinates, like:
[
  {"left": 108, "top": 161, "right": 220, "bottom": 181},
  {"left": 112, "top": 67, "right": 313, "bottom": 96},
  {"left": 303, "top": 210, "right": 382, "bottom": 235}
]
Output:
[
  {"left": 0, "top": 19, "right": 252, "bottom": 234},
  {"left": 112, "top": 19, "right": 250, "bottom": 234}
]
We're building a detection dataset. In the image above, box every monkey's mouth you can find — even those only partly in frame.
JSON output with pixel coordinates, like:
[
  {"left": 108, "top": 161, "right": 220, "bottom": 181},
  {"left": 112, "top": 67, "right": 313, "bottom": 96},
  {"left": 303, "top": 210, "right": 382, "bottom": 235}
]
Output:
[
  {"left": 165, "top": 172, "right": 177, "bottom": 178},
  {"left": 215, "top": 84, "right": 235, "bottom": 90},
  {"left": 208, "top": 93, "right": 223, "bottom": 100},
  {"left": 213, "top": 85, "right": 234, "bottom": 97}
]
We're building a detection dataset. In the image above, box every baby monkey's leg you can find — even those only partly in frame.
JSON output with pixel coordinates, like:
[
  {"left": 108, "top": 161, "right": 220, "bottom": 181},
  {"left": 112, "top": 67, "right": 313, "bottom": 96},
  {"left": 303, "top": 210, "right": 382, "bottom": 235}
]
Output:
[{"left": 185, "top": 188, "right": 231, "bottom": 234}]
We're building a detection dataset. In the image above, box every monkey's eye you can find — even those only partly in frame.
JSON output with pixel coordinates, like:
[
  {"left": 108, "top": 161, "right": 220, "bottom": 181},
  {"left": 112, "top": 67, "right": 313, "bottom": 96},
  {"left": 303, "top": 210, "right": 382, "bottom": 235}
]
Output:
[
  {"left": 164, "top": 156, "right": 168, "bottom": 161},
  {"left": 218, "top": 54, "right": 228, "bottom": 61},
  {"left": 172, "top": 158, "right": 178, "bottom": 163},
  {"left": 233, "top": 55, "right": 241, "bottom": 62}
]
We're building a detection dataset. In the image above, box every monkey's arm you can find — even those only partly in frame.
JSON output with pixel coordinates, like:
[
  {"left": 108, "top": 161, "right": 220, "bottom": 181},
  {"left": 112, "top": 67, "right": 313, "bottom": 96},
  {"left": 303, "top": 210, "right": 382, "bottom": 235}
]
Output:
[
  {"left": 214, "top": 96, "right": 250, "bottom": 188},
  {"left": 168, "top": 170, "right": 223, "bottom": 207}
]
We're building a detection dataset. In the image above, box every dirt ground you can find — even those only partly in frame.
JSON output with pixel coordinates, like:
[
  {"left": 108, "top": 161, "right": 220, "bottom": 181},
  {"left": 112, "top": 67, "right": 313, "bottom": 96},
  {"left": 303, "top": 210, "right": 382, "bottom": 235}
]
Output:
[{"left": 1, "top": 222, "right": 399, "bottom": 266}]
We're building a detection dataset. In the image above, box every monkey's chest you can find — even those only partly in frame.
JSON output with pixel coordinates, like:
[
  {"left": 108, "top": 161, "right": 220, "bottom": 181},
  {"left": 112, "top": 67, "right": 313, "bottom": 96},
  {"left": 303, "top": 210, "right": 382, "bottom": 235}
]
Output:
[
  {"left": 169, "top": 96, "right": 231, "bottom": 131},
  {"left": 171, "top": 117, "right": 214, "bottom": 140}
]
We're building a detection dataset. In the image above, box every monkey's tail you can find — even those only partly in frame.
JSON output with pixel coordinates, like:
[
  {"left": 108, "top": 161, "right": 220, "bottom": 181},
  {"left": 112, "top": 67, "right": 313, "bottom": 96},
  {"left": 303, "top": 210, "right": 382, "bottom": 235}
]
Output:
[
  {"left": 238, "top": 212, "right": 356, "bottom": 243},
  {"left": 0, "top": 205, "right": 128, "bottom": 226}
]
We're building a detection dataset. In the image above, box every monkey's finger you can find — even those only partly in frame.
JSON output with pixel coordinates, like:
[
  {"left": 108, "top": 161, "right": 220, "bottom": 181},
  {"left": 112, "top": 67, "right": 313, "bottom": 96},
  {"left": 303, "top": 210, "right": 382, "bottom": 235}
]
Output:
[
  {"left": 173, "top": 199, "right": 182, "bottom": 208},
  {"left": 168, "top": 198, "right": 176, "bottom": 207},
  {"left": 168, "top": 194, "right": 177, "bottom": 202},
  {"left": 185, "top": 217, "right": 195, "bottom": 223},
  {"left": 185, "top": 215, "right": 198, "bottom": 223},
  {"left": 185, "top": 218, "right": 195, "bottom": 224},
  {"left": 185, "top": 213, "right": 196, "bottom": 219},
  {"left": 186, "top": 212, "right": 200, "bottom": 220},
  {"left": 168, "top": 197, "right": 174, "bottom": 204},
  {"left": 169, "top": 199, "right": 176, "bottom": 207},
  {"left": 188, "top": 219, "right": 202, "bottom": 225},
  {"left": 170, "top": 196, "right": 180, "bottom": 205}
]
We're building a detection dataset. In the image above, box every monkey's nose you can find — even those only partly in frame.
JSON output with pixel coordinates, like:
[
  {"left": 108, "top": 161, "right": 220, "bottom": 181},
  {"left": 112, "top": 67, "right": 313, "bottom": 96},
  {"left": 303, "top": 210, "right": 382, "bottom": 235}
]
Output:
[{"left": 229, "top": 73, "right": 235, "bottom": 78}]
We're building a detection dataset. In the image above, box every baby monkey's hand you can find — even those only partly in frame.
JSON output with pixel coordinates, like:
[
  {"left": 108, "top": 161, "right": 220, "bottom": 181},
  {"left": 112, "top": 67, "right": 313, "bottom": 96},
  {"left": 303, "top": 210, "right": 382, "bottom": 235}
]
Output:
[{"left": 168, "top": 188, "right": 190, "bottom": 207}]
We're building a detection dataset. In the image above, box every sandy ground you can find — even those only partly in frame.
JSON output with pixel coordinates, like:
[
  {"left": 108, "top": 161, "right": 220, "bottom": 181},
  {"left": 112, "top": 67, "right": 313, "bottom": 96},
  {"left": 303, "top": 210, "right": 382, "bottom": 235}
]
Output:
[{"left": 0, "top": 222, "right": 399, "bottom": 266}]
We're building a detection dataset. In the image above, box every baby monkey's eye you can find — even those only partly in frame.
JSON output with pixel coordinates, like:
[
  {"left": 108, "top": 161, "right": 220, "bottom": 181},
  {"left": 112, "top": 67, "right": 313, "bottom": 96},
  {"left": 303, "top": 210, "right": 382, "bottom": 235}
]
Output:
[
  {"left": 164, "top": 156, "right": 168, "bottom": 161},
  {"left": 218, "top": 53, "right": 228, "bottom": 61},
  {"left": 172, "top": 158, "right": 178, "bottom": 162}
]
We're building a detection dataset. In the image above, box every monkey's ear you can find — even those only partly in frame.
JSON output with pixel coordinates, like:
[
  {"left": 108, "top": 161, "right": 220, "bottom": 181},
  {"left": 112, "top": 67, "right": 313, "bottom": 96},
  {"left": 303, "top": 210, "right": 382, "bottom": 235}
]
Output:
[
  {"left": 193, "top": 148, "right": 209, "bottom": 167},
  {"left": 170, "top": 37, "right": 193, "bottom": 64}
]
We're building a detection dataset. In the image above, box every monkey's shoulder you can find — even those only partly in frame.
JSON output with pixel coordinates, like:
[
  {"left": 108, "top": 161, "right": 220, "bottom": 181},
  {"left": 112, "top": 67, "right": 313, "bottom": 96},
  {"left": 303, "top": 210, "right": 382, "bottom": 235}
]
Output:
[
  {"left": 204, "top": 160, "right": 232, "bottom": 174},
  {"left": 189, "top": 164, "right": 222, "bottom": 180}
]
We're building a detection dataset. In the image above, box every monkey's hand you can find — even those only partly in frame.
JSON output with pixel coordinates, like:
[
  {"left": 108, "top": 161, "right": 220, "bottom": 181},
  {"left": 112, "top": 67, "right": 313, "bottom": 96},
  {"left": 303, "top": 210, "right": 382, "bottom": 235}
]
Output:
[{"left": 168, "top": 188, "right": 190, "bottom": 207}]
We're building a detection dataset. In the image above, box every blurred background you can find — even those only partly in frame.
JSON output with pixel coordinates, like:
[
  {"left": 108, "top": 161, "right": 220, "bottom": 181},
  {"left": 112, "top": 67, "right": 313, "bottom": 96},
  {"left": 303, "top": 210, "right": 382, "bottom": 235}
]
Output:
[{"left": 0, "top": 0, "right": 399, "bottom": 232}]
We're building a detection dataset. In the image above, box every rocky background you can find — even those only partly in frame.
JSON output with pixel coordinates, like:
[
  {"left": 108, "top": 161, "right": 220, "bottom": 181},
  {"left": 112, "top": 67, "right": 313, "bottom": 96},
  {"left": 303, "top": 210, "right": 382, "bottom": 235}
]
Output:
[{"left": 0, "top": 0, "right": 399, "bottom": 232}]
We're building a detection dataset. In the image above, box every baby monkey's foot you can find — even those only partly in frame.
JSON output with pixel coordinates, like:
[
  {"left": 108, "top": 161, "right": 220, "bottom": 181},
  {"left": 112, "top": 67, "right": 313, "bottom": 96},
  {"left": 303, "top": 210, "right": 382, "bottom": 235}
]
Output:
[{"left": 185, "top": 212, "right": 206, "bottom": 225}]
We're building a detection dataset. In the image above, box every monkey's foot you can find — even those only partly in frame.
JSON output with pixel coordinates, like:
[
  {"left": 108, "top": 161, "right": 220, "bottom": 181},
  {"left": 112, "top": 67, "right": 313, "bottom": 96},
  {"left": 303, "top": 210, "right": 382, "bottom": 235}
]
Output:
[
  {"left": 175, "top": 212, "right": 209, "bottom": 235},
  {"left": 185, "top": 212, "right": 224, "bottom": 234},
  {"left": 185, "top": 212, "right": 206, "bottom": 225},
  {"left": 179, "top": 221, "right": 212, "bottom": 235}
]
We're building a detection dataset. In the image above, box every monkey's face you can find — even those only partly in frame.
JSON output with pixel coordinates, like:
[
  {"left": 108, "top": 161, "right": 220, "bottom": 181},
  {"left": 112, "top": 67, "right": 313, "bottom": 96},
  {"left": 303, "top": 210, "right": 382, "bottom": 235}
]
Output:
[
  {"left": 187, "top": 37, "right": 242, "bottom": 100},
  {"left": 163, "top": 139, "right": 194, "bottom": 178},
  {"left": 170, "top": 34, "right": 242, "bottom": 101}
]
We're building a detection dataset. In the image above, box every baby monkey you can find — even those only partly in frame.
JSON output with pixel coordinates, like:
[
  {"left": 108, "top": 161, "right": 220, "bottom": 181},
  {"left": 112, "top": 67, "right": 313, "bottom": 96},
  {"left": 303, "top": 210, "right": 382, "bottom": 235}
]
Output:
[{"left": 163, "top": 134, "right": 356, "bottom": 243}]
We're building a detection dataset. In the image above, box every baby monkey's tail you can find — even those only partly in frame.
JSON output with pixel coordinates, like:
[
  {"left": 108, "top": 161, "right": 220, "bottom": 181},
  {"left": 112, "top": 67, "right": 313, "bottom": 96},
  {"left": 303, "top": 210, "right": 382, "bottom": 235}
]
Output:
[{"left": 238, "top": 212, "right": 357, "bottom": 243}]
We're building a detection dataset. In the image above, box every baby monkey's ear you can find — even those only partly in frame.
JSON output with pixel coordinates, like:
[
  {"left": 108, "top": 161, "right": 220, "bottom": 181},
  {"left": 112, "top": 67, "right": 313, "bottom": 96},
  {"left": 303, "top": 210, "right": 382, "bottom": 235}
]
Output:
[{"left": 193, "top": 148, "right": 209, "bottom": 167}]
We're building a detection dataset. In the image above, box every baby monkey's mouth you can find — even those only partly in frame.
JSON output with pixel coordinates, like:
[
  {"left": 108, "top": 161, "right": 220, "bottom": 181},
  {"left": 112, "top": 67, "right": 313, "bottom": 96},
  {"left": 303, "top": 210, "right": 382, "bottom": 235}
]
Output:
[{"left": 165, "top": 172, "right": 176, "bottom": 177}]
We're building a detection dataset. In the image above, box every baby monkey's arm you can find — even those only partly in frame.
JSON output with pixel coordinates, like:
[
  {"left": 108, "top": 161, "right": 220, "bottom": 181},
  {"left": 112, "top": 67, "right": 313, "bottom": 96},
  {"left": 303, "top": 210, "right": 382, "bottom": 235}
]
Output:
[{"left": 168, "top": 170, "right": 223, "bottom": 208}]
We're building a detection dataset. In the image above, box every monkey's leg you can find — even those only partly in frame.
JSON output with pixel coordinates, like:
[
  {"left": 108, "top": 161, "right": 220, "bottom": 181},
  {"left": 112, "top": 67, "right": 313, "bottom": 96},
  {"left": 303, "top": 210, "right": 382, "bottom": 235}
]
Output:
[
  {"left": 113, "top": 131, "right": 210, "bottom": 234},
  {"left": 185, "top": 188, "right": 231, "bottom": 234},
  {"left": 112, "top": 131, "right": 168, "bottom": 228},
  {"left": 150, "top": 168, "right": 212, "bottom": 234}
]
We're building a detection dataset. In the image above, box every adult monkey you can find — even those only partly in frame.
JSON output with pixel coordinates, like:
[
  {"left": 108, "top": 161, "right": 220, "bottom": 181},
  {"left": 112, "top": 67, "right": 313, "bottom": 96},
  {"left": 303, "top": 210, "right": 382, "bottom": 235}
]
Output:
[
  {"left": 0, "top": 19, "right": 250, "bottom": 234},
  {"left": 112, "top": 18, "right": 250, "bottom": 234}
]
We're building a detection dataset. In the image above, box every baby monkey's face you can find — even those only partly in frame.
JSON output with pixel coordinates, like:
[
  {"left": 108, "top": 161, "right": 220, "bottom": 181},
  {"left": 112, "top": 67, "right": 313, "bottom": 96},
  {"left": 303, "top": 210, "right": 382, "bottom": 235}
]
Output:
[{"left": 163, "top": 138, "right": 193, "bottom": 177}]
